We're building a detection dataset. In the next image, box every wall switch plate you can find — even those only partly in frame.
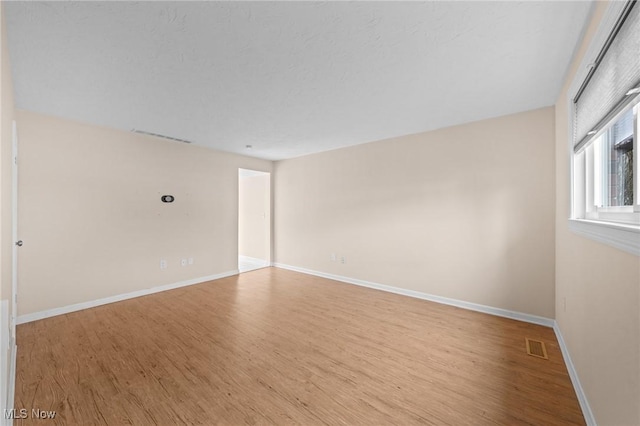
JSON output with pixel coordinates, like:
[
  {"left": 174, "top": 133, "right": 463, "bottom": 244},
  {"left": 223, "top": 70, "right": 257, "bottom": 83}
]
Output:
[
  {"left": 160, "top": 259, "right": 167, "bottom": 270},
  {"left": 181, "top": 259, "right": 187, "bottom": 267},
  {"left": 188, "top": 257, "right": 194, "bottom": 265}
]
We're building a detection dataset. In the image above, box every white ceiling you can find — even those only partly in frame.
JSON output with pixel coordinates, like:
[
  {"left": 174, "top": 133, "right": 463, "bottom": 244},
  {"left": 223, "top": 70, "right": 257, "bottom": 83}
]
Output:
[{"left": 5, "top": 1, "right": 592, "bottom": 161}]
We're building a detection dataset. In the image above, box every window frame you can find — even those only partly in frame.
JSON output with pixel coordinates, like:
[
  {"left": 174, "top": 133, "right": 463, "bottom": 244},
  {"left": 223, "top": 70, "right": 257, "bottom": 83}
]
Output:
[
  {"left": 584, "top": 104, "right": 638, "bottom": 221},
  {"left": 568, "top": 1, "right": 640, "bottom": 256}
]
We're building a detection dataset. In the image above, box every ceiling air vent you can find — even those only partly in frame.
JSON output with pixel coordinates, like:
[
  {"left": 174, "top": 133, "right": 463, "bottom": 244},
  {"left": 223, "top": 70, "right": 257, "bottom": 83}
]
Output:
[{"left": 131, "top": 129, "right": 192, "bottom": 144}]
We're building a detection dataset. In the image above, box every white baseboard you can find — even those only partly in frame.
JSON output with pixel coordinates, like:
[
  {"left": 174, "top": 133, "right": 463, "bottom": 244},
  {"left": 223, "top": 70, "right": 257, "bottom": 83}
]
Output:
[
  {"left": 16, "top": 270, "right": 239, "bottom": 325},
  {"left": 553, "top": 323, "right": 596, "bottom": 426},
  {"left": 0, "top": 300, "right": 8, "bottom": 426},
  {"left": 273, "top": 263, "right": 554, "bottom": 327}
]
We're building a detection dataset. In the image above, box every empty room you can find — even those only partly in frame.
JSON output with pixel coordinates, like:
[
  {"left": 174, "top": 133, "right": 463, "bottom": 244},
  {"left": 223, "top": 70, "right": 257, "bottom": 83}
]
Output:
[{"left": 0, "top": 1, "right": 639, "bottom": 425}]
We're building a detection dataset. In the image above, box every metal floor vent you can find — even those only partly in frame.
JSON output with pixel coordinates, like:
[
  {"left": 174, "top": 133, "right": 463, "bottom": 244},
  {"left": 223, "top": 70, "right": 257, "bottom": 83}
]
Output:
[
  {"left": 525, "top": 338, "right": 548, "bottom": 360},
  {"left": 131, "top": 129, "right": 192, "bottom": 144}
]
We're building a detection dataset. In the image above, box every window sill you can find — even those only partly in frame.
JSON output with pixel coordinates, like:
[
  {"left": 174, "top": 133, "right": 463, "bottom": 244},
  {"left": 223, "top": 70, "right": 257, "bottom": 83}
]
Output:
[{"left": 568, "top": 219, "right": 640, "bottom": 256}]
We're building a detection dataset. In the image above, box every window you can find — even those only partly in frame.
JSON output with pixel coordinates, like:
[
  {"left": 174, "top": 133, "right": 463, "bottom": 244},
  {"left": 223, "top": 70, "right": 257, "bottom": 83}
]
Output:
[
  {"left": 570, "top": 0, "right": 640, "bottom": 255},
  {"left": 578, "top": 103, "right": 639, "bottom": 224}
]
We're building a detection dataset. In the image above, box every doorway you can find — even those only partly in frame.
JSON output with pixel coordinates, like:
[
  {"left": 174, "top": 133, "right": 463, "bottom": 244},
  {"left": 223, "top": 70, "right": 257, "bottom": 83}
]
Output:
[{"left": 238, "top": 169, "right": 271, "bottom": 273}]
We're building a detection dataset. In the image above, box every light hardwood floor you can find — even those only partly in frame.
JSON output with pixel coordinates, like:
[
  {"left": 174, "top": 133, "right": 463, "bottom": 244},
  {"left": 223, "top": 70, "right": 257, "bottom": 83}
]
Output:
[{"left": 15, "top": 268, "right": 584, "bottom": 425}]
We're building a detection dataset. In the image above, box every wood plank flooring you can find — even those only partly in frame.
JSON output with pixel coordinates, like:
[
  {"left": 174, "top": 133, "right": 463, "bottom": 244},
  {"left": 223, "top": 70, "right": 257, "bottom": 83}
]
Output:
[{"left": 14, "top": 268, "right": 585, "bottom": 425}]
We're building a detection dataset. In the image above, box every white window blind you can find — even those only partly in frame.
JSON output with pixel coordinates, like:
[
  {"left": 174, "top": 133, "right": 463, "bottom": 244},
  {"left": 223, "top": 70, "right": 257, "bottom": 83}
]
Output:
[{"left": 573, "top": 0, "right": 640, "bottom": 153}]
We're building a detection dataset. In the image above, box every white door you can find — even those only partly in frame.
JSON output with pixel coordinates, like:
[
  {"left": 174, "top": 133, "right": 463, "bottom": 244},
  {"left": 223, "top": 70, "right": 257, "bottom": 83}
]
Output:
[{"left": 11, "top": 120, "right": 19, "bottom": 342}]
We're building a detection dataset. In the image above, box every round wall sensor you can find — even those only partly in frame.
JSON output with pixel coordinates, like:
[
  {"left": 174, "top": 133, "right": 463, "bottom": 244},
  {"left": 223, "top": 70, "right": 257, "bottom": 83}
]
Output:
[{"left": 161, "top": 195, "right": 175, "bottom": 203}]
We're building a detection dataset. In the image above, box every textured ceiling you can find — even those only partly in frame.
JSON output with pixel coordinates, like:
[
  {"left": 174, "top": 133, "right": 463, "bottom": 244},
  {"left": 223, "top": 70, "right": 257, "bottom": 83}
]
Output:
[{"left": 5, "top": 1, "right": 592, "bottom": 160}]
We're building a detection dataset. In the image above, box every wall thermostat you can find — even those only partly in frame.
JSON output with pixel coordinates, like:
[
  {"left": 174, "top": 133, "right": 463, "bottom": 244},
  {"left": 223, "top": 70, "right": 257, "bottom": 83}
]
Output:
[{"left": 161, "top": 195, "right": 175, "bottom": 203}]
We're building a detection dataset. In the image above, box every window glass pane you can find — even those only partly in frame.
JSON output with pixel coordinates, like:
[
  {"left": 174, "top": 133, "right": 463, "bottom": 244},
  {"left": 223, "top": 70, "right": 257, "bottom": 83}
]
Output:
[
  {"left": 603, "top": 109, "right": 634, "bottom": 206},
  {"left": 593, "top": 136, "right": 602, "bottom": 208}
]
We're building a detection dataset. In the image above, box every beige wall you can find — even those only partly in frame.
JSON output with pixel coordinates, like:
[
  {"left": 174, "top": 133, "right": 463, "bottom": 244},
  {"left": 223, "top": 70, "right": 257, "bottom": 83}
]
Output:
[
  {"left": 555, "top": 2, "right": 640, "bottom": 425},
  {"left": 1, "top": 4, "right": 14, "bottom": 307},
  {"left": 274, "top": 107, "right": 556, "bottom": 318},
  {"left": 239, "top": 173, "right": 270, "bottom": 261},
  {"left": 16, "top": 110, "right": 271, "bottom": 316}
]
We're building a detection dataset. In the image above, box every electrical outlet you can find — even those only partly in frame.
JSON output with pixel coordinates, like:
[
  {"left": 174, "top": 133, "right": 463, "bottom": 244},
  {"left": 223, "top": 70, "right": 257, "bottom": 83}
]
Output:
[
  {"left": 341, "top": 256, "right": 346, "bottom": 264},
  {"left": 160, "top": 259, "right": 167, "bottom": 270},
  {"left": 188, "top": 257, "right": 194, "bottom": 265},
  {"left": 330, "top": 253, "right": 336, "bottom": 262},
  {"left": 181, "top": 258, "right": 187, "bottom": 267}
]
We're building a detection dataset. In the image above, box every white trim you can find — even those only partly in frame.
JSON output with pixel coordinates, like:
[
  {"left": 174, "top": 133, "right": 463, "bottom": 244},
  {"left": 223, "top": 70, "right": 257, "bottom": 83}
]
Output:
[
  {"left": 568, "top": 219, "right": 640, "bottom": 256},
  {"left": 16, "top": 270, "right": 239, "bottom": 324},
  {"left": 273, "top": 263, "right": 554, "bottom": 327},
  {"left": 553, "top": 323, "right": 596, "bottom": 426},
  {"left": 0, "top": 300, "right": 8, "bottom": 426}
]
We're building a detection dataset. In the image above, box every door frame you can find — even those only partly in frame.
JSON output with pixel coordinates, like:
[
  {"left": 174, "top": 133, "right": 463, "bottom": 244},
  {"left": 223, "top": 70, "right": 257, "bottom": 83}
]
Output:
[{"left": 11, "top": 120, "right": 18, "bottom": 342}]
